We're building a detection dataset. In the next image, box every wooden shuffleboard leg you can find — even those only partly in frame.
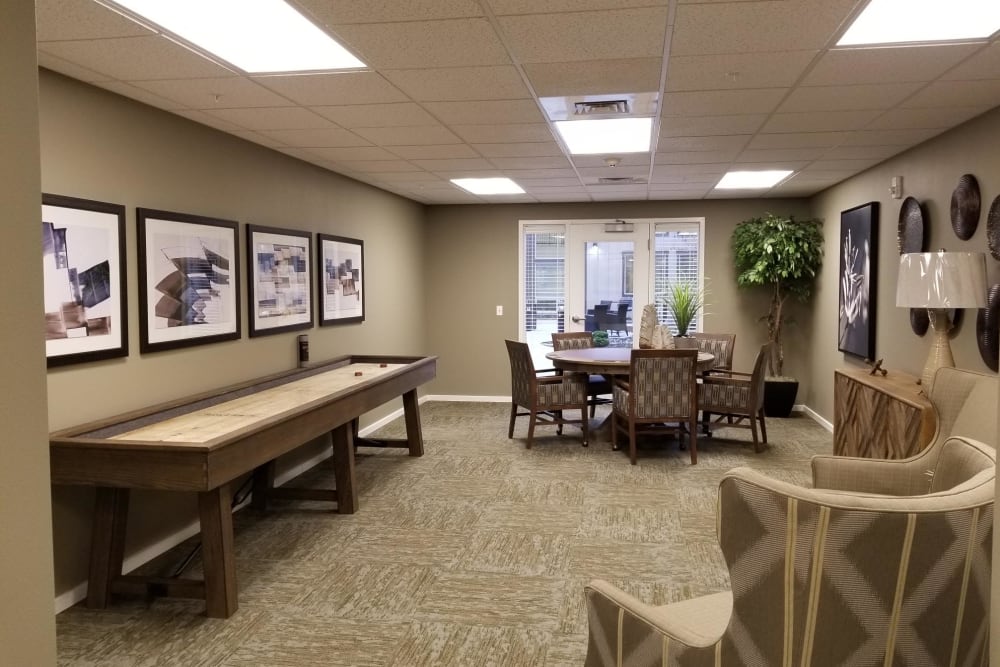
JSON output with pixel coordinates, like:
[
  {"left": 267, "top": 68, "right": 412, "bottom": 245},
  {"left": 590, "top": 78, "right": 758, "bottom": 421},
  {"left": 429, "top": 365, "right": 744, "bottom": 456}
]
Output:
[
  {"left": 402, "top": 389, "right": 424, "bottom": 457},
  {"left": 250, "top": 460, "right": 276, "bottom": 511},
  {"left": 198, "top": 484, "right": 238, "bottom": 618},
  {"left": 87, "top": 487, "right": 129, "bottom": 609},
  {"left": 331, "top": 423, "right": 358, "bottom": 514}
]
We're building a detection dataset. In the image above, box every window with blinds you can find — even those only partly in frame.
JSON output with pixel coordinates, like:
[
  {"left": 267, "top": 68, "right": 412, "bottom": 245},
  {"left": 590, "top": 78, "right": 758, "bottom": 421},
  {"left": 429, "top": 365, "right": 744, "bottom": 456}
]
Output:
[
  {"left": 653, "top": 223, "right": 702, "bottom": 334},
  {"left": 523, "top": 229, "right": 565, "bottom": 333}
]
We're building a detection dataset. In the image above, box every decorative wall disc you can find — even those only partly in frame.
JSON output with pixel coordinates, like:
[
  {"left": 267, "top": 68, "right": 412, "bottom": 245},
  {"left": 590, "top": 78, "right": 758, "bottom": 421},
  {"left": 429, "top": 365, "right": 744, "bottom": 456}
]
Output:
[
  {"left": 976, "top": 283, "right": 1000, "bottom": 372},
  {"left": 988, "top": 195, "right": 1000, "bottom": 260},
  {"left": 910, "top": 308, "right": 929, "bottom": 337},
  {"left": 897, "top": 196, "right": 924, "bottom": 254},
  {"left": 950, "top": 174, "right": 981, "bottom": 240}
]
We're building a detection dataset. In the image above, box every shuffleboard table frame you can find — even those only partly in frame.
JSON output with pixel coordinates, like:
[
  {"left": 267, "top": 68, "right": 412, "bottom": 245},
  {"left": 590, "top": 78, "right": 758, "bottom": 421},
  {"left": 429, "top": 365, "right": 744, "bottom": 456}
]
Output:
[{"left": 50, "top": 354, "right": 437, "bottom": 618}]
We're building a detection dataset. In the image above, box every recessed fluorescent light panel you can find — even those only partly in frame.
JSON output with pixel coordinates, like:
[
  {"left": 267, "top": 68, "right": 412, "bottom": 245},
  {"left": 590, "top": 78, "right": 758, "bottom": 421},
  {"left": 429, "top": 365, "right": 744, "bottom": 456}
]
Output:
[
  {"left": 715, "top": 170, "right": 793, "bottom": 190},
  {"left": 554, "top": 118, "right": 653, "bottom": 155},
  {"left": 450, "top": 178, "right": 525, "bottom": 195},
  {"left": 105, "top": 0, "right": 366, "bottom": 73},
  {"left": 838, "top": 0, "right": 1000, "bottom": 46}
]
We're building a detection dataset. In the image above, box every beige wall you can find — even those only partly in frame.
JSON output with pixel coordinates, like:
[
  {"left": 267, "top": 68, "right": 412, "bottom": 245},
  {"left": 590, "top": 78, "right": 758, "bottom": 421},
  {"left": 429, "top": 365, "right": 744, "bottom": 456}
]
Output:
[
  {"left": 0, "top": 1, "right": 57, "bottom": 663},
  {"left": 423, "top": 199, "right": 814, "bottom": 397},
  {"left": 807, "top": 106, "right": 1000, "bottom": 420},
  {"left": 40, "top": 71, "right": 427, "bottom": 600}
]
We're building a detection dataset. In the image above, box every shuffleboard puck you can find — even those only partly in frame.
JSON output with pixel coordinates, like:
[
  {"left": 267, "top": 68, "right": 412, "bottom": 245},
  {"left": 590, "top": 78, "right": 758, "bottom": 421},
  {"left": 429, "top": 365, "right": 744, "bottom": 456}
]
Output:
[
  {"left": 379, "top": 363, "right": 387, "bottom": 368},
  {"left": 354, "top": 371, "right": 363, "bottom": 376}
]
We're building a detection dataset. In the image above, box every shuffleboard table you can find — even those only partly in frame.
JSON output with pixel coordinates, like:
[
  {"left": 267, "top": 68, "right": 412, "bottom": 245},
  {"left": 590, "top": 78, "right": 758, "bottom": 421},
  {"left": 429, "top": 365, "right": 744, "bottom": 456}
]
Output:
[{"left": 49, "top": 354, "right": 436, "bottom": 618}]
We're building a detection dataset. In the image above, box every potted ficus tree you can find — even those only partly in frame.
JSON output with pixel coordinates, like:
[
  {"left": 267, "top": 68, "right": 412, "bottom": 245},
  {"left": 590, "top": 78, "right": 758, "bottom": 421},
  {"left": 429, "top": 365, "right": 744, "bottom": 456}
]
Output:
[{"left": 732, "top": 212, "right": 824, "bottom": 417}]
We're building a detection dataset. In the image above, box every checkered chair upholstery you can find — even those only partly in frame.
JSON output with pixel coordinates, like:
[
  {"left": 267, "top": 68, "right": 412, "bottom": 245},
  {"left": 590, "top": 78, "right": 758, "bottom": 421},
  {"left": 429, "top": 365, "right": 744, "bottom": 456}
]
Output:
[
  {"left": 552, "top": 332, "right": 613, "bottom": 416},
  {"left": 611, "top": 349, "right": 698, "bottom": 465},
  {"left": 585, "top": 435, "right": 995, "bottom": 666},
  {"left": 697, "top": 343, "right": 771, "bottom": 452},
  {"left": 505, "top": 339, "right": 588, "bottom": 448},
  {"left": 692, "top": 332, "right": 735, "bottom": 370}
]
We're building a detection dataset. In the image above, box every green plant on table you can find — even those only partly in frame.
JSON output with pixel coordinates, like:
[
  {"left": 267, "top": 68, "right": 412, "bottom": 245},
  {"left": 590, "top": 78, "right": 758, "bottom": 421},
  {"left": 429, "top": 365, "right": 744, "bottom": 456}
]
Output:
[
  {"left": 661, "top": 282, "right": 706, "bottom": 337},
  {"left": 591, "top": 330, "right": 609, "bottom": 347}
]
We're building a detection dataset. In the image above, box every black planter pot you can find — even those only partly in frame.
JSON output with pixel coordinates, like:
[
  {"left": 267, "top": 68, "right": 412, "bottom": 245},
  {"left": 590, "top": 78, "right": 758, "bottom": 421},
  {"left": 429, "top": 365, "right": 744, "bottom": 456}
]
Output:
[{"left": 763, "top": 379, "right": 799, "bottom": 418}]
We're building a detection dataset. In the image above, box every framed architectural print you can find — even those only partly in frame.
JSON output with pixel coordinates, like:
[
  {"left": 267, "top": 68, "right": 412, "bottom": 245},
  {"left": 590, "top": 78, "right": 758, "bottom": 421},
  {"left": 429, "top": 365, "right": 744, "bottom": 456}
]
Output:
[
  {"left": 838, "top": 201, "right": 879, "bottom": 360},
  {"left": 247, "top": 225, "right": 313, "bottom": 337},
  {"left": 42, "top": 194, "right": 128, "bottom": 367},
  {"left": 317, "top": 234, "right": 364, "bottom": 326},
  {"left": 137, "top": 208, "right": 240, "bottom": 353}
]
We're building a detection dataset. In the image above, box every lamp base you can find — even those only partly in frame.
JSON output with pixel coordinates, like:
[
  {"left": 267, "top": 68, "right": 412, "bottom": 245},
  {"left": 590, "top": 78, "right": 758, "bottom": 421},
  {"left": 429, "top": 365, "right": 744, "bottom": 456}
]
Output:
[{"left": 920, "top": 309, "right": 954, "bottom": 391}]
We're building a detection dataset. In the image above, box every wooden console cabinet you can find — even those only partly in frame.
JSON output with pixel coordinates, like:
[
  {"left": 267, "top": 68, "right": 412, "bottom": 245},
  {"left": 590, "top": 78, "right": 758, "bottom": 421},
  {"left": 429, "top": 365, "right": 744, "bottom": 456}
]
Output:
[{"left": 833, "top": 368, "right": 936, "bottom": 459}]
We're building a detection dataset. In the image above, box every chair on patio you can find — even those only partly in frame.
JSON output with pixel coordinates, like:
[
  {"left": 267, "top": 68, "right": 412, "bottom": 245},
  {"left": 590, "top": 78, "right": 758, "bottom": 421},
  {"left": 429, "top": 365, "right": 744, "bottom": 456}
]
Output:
[
  {"left": 595, "top": 303, "right": 630, "bottom": 337},
  {"left": 697, "top": 342, "right": 771, "bottom": 452},
  {"left": 691, "top": 332, "right": 735, "bottom": 370},
  {"left": 551, "top": 332, "right": 612, "bottom": 417},
  {"left": 611, "top": 348, "right": 699, "bottom": 465},
  {"left": 584, "top": 434, "right": 995, "bottom": 666},
  {"left": 505, "top": 339, "right": 589, "bottom": 448}
]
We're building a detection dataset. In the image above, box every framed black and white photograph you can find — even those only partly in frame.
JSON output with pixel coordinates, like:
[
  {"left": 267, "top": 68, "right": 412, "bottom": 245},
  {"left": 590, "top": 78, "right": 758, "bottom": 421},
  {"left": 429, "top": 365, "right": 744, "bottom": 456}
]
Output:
[
  {"left": 137, "top": 208, "right": 240, "bottom": 353},
  {"left": 838, "top": 201, "right": 879, "bottom": 359},
  {"left": 247, "top": 225, "right": 312, "bottom": 337},
  {"left": 317, "top": 234, "right": 364, "bottom": 326},
  {"left": 42, "top": 194, "right": 128, "bottom": 367}
]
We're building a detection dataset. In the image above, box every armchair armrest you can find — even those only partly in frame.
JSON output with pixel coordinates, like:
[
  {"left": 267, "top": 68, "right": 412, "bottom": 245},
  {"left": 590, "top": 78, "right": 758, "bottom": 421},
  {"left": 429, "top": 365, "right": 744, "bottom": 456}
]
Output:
[
  {"left": 811, "top": 453, "right": 933, "bottom": 496},
  {"left": 704, "top": 369, "right": 751, "bottom": 379}
]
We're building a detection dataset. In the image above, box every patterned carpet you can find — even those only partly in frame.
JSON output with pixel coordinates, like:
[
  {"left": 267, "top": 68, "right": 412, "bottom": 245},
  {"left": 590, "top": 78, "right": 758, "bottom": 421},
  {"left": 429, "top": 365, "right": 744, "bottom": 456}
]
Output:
[{"left": 56, "top": 401, "right": 833, "bottom": 666}]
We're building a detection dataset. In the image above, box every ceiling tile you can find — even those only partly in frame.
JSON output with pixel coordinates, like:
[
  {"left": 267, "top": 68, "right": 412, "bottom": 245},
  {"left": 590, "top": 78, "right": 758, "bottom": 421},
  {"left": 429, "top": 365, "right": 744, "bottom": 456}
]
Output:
[
  {"left": 450, "top": 123, "right": 554, "bottom": 143},
  {"left": 803, "top": 44, "right": 981, "bottom": 86},
  {"left": 501, "top": 169, "right": 579, "bottom": 179},
  {"left": 778, "top": 82, "right": 924, "bottom": 113},
  {"left": 865, "top": 106, "right": 987, "bottom": 130},
  {"left": 523, "top": 59, "right": 662, "bottom": 97},
  {"left": 383, "top": 66, "right": 530, "bottom": 101},
  {"left": 306, "top": 146, "right": 402, "bottom": 161},
  {"left": 591, "top": 191, "right": 648, "bottom": 201},
  {"left": 334, "top": 19, "right": 510, "bottom": 68},
  {"left": 472, "top": 142, "right": 565, "bottom": 158},
  {"left": 95, "top": 81, "right": 187, "bottom": 110},
  {"left": 821, "top": 145, "right": 903, "bottom": 160},
  {"left": 745, "top": 132, "right": 848, "bottom": 149},
  {"left": 840, "top": 128, "right": 939, "bottom": 146},
  {"left": 489, "top": 156, "right": 573, "bottom": 170},
  {"left": 666, "top": 51, "right": 817, "bottom": 91},
  {"left": 516, "top": 177, "right": 584, "bottom": 187},
  {"left": 901, "top": 80, "right": 1000, "bottom": 109},
  {"left": 348, "top": 161, "right": 424, "bottom": 173},
  {"left": 311, "top": 103, "right": 437, "bottom": 128},
  {"left": 259, "top": 127, "right": 371, "bottom": 147},
  {"left": 229, "top": 130, "right": 285, "bottom": 149},
  {"left": 761, "top": 110, "right": 881, "bottom": 133},
  {"left": 535, "top": 193, "right": 593, "bottom": 202},
  {"left": 661, "top": 89, "right": 786, "bottom": 116},
  {"left": 807, "top": 158, "right": 881, "bottom": 172},
  {"left": 497, "top": 8, "right": 668, "bottom": 63},
  {"left": 649, "top": 180, "right": 716, "bottom": 189},
  {"left": 734, "top": 147, "right": 827, "bottom": 162},
  {"left": 576, "top": 166, "right": 648, "bottom": 179},
  {"left": 388, "top": 144, "right": 481, "bottom": 160},
  {"left": 657, "top": 135, "right": 752, "bottom": 152},
  {"left": 38, "top": 52, "right": 111, "bottom": 82},
  {"left": 254, "top": 72, "right": 408, "bottom": 106},
  {"left": 422, "top": 99, "right": 544, "bottom": 125},
  {"left": 942, "top": 43, "right": 1000, "bottom": 81},
  {"left": 296, "top": 0, "right": 483, "bottom": 23},
  {"left": 519, "top": 185, "right": 589, "bottom": 195},
  {"left": 371, "top": 172, "right": 447, "bottom": 183},
  {"left": 488, "top": 0, "right": 668, "bottom": 14},
  {"left": 172, "top": 110, "right": 247, "bottom": 134},
  {"left": 202, "top": 107, "right": 334, "bottom": 131},
  {"left": 653, "top": 150, "right": 741, "bottom": 164},
  {"left": 650, "top": 163, "right": 730, "bottom": 178},
  {"left": 412, "top": 158, "right": 496, "bottom": 171},
  {"left": 671, "top": 0, "right": 859, "bottom": 56},
  {"left": 353, "top": 125, "right": 462, "bottom": 146},
  {"left": 130, "top": 77, "right": 293, "bottom": 109},
  {"left": 38, "top": 36, "right": 235, "bottom": 81},
  {"left": 35, "top": 0, "right": 153, "bottom": 41},
  {"left": 660, "top": 115, "right": 768, "bottom": 137}
]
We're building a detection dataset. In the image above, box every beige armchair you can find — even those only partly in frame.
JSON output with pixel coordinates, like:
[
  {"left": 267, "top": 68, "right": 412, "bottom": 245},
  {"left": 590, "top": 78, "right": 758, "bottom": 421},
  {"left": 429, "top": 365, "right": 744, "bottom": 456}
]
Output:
[{"left": 585, "top": 435, "right": 995, "bottom": 666}]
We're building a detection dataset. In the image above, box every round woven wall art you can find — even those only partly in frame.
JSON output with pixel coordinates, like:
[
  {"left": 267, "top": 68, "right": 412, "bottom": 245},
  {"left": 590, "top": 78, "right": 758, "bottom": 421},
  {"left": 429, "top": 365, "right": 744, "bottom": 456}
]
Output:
[
  {"left": 976, "top": 283, "right": 1000, "bottom": 372},
  {"left": 897, "top": 196, "right": 924, "bottom": 254},
  {"left": 988, "top": 195, "right": 1000, "bottom": 260},
  {"left": 950, "top": 174, "right": 981, "bottom": 240}
]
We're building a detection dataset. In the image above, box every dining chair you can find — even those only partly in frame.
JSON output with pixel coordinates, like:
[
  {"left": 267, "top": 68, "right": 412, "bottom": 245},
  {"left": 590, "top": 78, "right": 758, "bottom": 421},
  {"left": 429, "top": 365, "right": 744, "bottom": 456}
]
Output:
[
  {"left": 505, "top": 339, "right": 589, "bottom": 448},
  {"left": 611, "top": 348, "right": 699, "bottom": 464},
  {"left": 551, "top": 332, "right": 612, "bottom": 417},
  {"left": 697, "top": 342, "right": 771, "bottom": 452},
  {"left": 691, "top": 332, "right": 735, "bottom": 370}
]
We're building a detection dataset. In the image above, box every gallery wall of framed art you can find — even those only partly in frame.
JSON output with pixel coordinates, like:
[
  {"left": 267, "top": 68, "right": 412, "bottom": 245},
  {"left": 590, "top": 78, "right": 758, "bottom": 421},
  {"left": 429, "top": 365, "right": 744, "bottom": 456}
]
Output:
[
  {"left": 318, "top": 234, "right": 365, "bottom": 326},
  {"left": 42, "top": 194, "right": 128, "bottom": 367},
  {"left": 247, "top": 225, "right": 313, "bottom": 337}
]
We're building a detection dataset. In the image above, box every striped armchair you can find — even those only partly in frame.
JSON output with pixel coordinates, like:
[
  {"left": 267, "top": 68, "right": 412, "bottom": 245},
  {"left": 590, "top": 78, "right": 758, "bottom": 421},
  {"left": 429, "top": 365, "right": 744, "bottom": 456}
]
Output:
[
  {"left": 611, "top": 349, "right": 698, "bottom": 465},
  {"left": 505, "top": 339, "right": 589, "bottom": 448},
  {"left": 691, "top": 332, "right": 735, "bottom": 370},
  {"left": 585, "top": 435, "right": 995, "bottom": 666}
]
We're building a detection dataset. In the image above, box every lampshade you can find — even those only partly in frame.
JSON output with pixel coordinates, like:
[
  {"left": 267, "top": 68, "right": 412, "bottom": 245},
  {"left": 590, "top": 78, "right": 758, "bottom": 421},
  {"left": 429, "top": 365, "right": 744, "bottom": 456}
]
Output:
[{"left": 895, "top": 251, "right": 987, "bottom": 309}]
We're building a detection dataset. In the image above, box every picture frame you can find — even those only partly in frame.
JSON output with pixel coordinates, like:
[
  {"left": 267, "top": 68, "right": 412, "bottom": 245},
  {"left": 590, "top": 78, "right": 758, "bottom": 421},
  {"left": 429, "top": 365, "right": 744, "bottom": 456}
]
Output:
[
  {"left": 838, "top": 201, "right": 879, "bottom": 360},
  {"left": 317, "top": 234, "right": 365, "bottom": 326},
  {"left": 42, "top": 194, "right": 128, "bottom": 367},
  {"left": 137, "top": 208, "right": 240, "bottom": 353},
  {"left": 247, "top": 224, "right": 313, "bottom": 337}
]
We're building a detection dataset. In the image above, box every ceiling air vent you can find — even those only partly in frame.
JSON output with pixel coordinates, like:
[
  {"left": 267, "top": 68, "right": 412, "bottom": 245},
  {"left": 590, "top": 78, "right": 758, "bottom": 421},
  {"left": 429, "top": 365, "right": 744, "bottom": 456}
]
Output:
[
  {"left": 597, "top": 176, "right": 646, "bottom": 185},
  {"left": 574, "top": 99, "right": 630, "bottom": 115}
]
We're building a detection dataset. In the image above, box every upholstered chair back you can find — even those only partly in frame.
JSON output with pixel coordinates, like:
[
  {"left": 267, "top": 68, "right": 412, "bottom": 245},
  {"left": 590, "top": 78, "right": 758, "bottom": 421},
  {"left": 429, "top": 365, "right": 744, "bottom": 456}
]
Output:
[
  {"left": 551, "top": 332, "right": 594, "bottom": 351},
  {"left": 692, "top": 332, "right": 735, "bottom": 370},
  {"left": 504, "top": 340, "right": 535, "bottom": 406},
  {"left": 624, "top": 349, "right": 697, "bottom": 420}
]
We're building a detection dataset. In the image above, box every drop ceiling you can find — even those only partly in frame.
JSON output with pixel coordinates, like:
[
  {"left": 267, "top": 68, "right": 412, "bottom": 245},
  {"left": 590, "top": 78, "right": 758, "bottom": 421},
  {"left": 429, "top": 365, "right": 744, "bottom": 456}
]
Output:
[{"left": 34, "top": 0, "right": 1000, "bottom": 205}]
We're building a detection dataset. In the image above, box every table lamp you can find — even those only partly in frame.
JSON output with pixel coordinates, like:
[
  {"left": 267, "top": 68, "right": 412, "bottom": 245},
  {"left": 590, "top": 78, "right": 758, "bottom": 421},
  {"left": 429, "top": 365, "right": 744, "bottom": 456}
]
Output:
[{"left": 896, "top": 251, "right": 987, "bottom": 390}]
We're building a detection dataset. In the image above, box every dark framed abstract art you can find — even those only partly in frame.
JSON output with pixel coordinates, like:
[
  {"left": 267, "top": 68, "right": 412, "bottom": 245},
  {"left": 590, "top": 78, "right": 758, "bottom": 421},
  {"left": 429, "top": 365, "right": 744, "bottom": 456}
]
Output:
[
  {"left": 246, "top": 225, "right": 313, "bottom": 337},
  {"left": 317, "top": 234, "right": 365, "bottom": 326},
  {"left": 137, "top": 208, "right": 240, "bottom": 353},
  {"left": 42, "top": 194, "right": 128, "bottom": 367},
  {"left": 838, "top": 201, "right": 879, "bottom": 360}
]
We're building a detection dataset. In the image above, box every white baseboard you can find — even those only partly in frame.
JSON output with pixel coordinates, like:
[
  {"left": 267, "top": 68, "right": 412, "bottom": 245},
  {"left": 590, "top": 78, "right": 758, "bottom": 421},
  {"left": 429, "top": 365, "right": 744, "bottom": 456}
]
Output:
[{"left": 794, "top": 404, "right": 833, "bottom": 432}]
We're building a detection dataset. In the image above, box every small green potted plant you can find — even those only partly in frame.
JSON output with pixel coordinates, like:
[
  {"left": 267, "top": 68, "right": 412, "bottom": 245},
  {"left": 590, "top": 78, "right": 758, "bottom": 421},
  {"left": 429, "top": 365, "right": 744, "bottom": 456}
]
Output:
[
  {"left": 661, "top": 282, "right": 706, "bottom": 340},
  {"left": 732, "top": 212, "right": 824, "bottom": 416}
]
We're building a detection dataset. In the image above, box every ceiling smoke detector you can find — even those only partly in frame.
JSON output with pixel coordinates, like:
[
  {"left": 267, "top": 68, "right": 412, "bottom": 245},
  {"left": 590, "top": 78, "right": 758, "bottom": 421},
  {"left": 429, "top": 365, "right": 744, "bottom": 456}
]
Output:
[{"left": 604, "top": 157, "right": 622, "bottom": 168}]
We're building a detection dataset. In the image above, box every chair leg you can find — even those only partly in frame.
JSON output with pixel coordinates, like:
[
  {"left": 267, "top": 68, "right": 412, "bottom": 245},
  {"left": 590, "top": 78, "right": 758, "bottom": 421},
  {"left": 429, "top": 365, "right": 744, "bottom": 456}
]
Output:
[
  {"left": 758, "top": 409, "right": 768, "bottom": 446},
  {"left": 580, "top": 406, "right": 589, "bottom": 447},
  {"left": 508, "top": 402, "right": 517, "bottom": 439},
  {"left": 688, "top": 415, "right": 698, "bottom": 465},
  {"left": 611, "top": 412, "right": 619, "bottom": 451},
  {"left": 749, "top": 413, "right": 761, "bottom": 453},
  {"left": 526, "top": 411, "right": 536, "bottom": 449},
  {"left": 556, "top": 409, "right": 563, "bottom": 436},
  {"left": 590, "top": 399, "right": 597, "bottom": 418},
  {"left": 628, "top": 420, "right": 637, "bottom": 465}
]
